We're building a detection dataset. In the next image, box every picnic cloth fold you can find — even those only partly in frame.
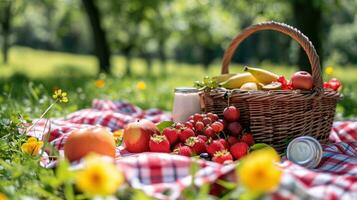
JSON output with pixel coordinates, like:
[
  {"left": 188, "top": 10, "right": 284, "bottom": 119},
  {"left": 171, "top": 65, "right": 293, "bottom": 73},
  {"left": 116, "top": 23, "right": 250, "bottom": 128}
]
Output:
[{"left": 26, "top": 99, "right": 357, "bottom": 200}]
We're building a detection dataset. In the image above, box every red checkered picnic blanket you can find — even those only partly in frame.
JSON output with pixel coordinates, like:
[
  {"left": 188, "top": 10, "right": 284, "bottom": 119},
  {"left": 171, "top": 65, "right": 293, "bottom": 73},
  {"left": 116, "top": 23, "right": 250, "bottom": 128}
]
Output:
[{"left": 26, "top": 100, "right": 357, "bottom": 200}]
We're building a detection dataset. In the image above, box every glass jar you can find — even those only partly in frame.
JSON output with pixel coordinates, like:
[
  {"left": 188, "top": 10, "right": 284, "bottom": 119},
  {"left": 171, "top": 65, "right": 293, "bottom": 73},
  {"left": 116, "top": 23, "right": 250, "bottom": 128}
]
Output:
[{"left": 172, "top": 87, "right": 201, "bottom": 123}]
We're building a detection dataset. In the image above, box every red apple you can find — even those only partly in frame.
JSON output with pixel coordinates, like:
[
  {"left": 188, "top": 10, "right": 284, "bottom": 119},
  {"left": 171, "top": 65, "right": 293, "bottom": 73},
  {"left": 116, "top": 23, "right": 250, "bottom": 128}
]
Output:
[
  {"left": 123, "top": 119, "right": 160, "bottom": 153},
  {"left": 291, "top": 71, "right": 313, "bottom": 90}
]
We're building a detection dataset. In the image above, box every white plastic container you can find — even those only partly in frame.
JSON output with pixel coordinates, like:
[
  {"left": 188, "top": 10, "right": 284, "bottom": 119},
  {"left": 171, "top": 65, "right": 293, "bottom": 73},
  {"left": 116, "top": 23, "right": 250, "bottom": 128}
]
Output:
[{"left": 172, "top": 87, "right": 201, "bottom": 123}]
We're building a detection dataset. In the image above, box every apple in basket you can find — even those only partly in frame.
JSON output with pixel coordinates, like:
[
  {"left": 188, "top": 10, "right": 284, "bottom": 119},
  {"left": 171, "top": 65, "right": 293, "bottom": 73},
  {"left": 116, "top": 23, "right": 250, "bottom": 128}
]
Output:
[
  {"left": 123, "top": 119, "right": 160, "bottom": 153},
  {"left": 64, "top": 127, "right": 116, "bottom": 162},
  {"left": 291, "top": 71, "right": 313, "bottom": 90}
]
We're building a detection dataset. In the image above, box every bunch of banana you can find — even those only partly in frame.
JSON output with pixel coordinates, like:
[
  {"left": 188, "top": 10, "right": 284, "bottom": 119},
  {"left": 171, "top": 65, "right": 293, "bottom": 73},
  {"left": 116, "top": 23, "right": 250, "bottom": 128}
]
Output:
[
  {"left": 243, "top": 66, "right": 279, "bottom": 84},
  {"left": 212, "top": 74, "right": 236, "bottom": 83},
  {"left": 214, "top": 66, "right": 281, "bottom": 90}
]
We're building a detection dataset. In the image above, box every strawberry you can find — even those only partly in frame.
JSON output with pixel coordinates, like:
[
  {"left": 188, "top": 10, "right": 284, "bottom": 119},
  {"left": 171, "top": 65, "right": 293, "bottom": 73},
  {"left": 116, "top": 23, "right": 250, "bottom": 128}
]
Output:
[
  {"left": 179, "top": 128, "right": 195, "bottom": 142},
  {"left": 206, "top": 113, "right": 219, "bottom": 122},
  {"left": 241, "top": 133, "right": 254, "bottom": 146},
  {"left": 218, "top": 138, "right": 229, "bottom": 149},
  {"left": 149, "top": 134, "right": 170, "bottom": 153},
  {"left": 163, "top": 127, "right": 179, "bottom": 145},
  {"left": 197, "top": 135, "right": 208, "bottom": 142},
  {"left": 230, "top": 142, "right": 249, "bottom": 160},
  {"left": 175, "top": 122, "right": 184, "bottom": 129},
  {"left": 193, "top": 113, "right": 203, "bottom": 122},
  {"left": 207, "top": 140, "right": 225, "bottom": 156},
  {"left": 202, "top": 117, "right": 212, "bottom": 126},
  {"left": 212, "top": 150, "right": 233, "bottom": 164},
  {"left": 185, "top": 136, "right": 206, "bottom": 155},
  {"left": 173, "top": 142, "right": 184, "bottom": 150},
  {"left": 195, "top": 121, "right": 205, "bottom": 132},
  {"left": 227, "top": 136, "right": 239, "bottom": 146},
  {"left": 174, "top": 146, "right": 193, "bottom": 157},
  {"left": 204, "top": 126, "right": 216, "bottom": 137},
  {"left": 184, "top": 121, "right": 194, "bottom": 129},
  {"left": 211, "top": 121, "right": 224, "bottom": 133}
]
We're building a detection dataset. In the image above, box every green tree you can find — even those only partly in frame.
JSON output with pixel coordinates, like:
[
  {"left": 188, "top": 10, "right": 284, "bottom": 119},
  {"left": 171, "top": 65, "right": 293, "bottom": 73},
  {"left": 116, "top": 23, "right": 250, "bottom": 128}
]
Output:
[{"left": 172, "top": 0, "right": 237, "bottom": 71}]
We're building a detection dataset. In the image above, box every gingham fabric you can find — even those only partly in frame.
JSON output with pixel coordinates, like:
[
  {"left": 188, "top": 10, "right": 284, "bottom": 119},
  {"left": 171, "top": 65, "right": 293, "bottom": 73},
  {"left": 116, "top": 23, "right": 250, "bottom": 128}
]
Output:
[{"left": 25, "top": 100, "right": 357, "bottom": 200}]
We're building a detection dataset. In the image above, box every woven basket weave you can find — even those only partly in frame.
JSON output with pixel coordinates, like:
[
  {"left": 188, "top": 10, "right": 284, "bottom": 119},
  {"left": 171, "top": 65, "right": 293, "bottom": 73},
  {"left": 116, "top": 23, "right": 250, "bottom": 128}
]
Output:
[{"left": 200, "top": 21, "right": 341, "bottom": 153}]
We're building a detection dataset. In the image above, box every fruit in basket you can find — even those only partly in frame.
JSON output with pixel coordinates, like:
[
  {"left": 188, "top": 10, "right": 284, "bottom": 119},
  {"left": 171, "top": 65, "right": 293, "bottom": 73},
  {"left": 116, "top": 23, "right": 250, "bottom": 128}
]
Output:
[
  {"left": 241, "top": 133, "right": 255, "bottom": 146},
  {"left": 185, "top": 136, "right": 206, "bottom": 155},
  {"left": 262, "top": 82, "right": 282, "bottom": 90},
  {"left": 123, "top": 120, "right": 160, "bottom": 153},
  {"left": 212, "top": 150, "right": 233, "bottom": 164},
  {"left": 291, "top": 71, "right": 313, "bottom": 90},
  {"left": 324, "top": 78, "right": 342, "bottom": 91},
  {"left": 223, "top": 106, "right": 240, "bottom": 121},
  {"left": 179, "top": 128, "right": 195, "bottom": 142},
  {"left": 220, "top": 72, "right": 257, "bottom": 89},
  {"left": 277, "top": 76, "right": 293, "bottom": 90},
  {"left": 163, "top": 127, "right": 179, "bottom": 145},
  {"left": 230, "top": 142, "right": 249, "bottom": 160},
  {"left": 212, "top": 74, "right": 236, "bottom": 83},
  {"left": 244, "top": 66, "right": 279, "bottom": 84},
  {"left": 207, "top": 140, "right": 225, "bottom": 156},
  {"left": 240, "top": 82, "right": 258, "bottom": 91},
  {"left": 64, "top": 127, "right": 116, "bottom": 162},
  {"left": 149, "top": 134, "right": 170, "bottom": 153}
]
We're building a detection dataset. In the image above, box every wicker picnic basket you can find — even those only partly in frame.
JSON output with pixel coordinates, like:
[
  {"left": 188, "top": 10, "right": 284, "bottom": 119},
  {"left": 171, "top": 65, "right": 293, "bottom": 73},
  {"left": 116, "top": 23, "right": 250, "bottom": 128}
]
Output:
[{"left": 200, "top": 21, "right": 341, "bottom": 153}]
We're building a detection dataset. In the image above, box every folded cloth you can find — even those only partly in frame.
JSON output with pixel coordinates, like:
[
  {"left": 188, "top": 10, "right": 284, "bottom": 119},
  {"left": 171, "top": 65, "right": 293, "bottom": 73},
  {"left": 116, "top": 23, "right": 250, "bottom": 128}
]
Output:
[{"left": 25, "top": 100, "right": 357, "bottom": 200}]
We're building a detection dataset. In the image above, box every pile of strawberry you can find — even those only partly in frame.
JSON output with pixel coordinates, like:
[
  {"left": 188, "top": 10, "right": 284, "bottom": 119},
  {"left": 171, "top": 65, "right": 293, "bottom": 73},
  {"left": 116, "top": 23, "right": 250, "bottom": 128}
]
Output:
[{"left": 148, "top": 106, "right": 255, "bottom": 164}]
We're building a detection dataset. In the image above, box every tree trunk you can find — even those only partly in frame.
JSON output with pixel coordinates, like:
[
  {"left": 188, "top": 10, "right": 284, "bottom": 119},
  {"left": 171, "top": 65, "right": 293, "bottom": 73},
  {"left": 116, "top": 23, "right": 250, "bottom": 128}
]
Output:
[
  {"left": 82, "top": 0, "right": 111, "bottom": 74},
  {"left": 292, "top": 0, "right": 323, "bottom": 73},
  {"left": 1, "top": 2, "right": 11, "bottom": 64}
]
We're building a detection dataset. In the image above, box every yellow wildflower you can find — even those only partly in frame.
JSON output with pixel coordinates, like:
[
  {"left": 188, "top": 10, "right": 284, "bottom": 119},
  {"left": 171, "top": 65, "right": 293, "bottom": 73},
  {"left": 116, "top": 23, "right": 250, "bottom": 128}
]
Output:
[
  {"left": 325, "top": 66, "right": 334, "bottom": 76},
  {"left": 136, "top": 81, "right": 147, "bottom": 90},
  {"left": 76, "top": 154, "right": 124, "bottom": 196},
  {"left": 52, "top": 89, "right": 69, "bottom": 103},
  {"left": 0, "top": 193, "right": 7, "bottom": 200},
  {"left": 237, "top": 148, "right": 281, "bottom": 193},
  {"left": 113, "top": 129, "right": 124, "bottom": 142},
  {"left": 95, "top": 79, "right": 105, "bottom": 88},
  {"left": 21, "top": 137, "right": 44, "bottom": 156}
]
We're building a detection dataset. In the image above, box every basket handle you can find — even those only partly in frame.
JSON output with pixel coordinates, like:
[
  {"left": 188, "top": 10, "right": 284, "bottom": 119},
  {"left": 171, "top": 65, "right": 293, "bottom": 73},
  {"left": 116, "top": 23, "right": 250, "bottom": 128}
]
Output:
[{"left": 221, "top": 21, "right": 323, "bottom": 90}]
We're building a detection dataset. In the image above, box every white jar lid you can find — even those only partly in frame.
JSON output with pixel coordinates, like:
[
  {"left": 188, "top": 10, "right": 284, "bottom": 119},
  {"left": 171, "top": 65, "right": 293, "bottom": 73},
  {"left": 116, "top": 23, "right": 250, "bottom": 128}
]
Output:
[{"left": 174, "top": 87, "right": 198, "bottom": 93}]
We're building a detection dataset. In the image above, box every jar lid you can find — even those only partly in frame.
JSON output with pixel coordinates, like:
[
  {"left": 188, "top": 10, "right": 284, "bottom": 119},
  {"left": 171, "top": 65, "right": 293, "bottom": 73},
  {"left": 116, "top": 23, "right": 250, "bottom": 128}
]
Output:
[
  {"left": 286, "top": 136, "right": 322, "bottom": 168},
  {"left": 174, "top": 87, "right": 198, "bottom": 93}
]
